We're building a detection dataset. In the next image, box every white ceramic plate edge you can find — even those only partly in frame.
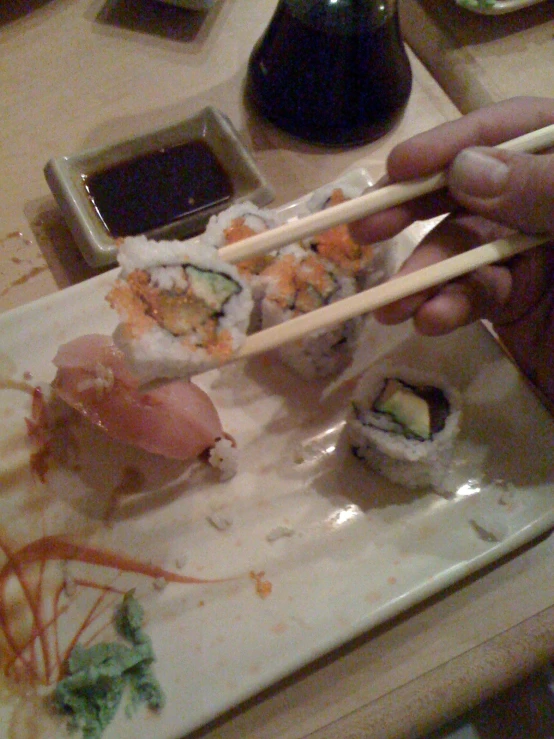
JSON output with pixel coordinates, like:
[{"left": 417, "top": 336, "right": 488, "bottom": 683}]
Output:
[{"left": 455, "top": 0, "right": 546, "bottom": 14}]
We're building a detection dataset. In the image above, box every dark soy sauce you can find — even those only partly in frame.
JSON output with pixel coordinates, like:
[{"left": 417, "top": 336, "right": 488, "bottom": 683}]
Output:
[
  {"left": 247, "top": 0, "right": 412, "bottom": 146},
  {"left": 84, "top": 139, "right": 233, "bottom": 238}
]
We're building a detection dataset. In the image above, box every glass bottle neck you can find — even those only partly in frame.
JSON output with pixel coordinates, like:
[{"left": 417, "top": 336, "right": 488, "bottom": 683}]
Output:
[{"left": 281, "top": 0, "right": 398, "bottom": 30}]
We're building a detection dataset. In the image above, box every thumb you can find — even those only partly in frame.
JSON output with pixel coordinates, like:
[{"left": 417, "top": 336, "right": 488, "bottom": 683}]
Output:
[{"left": 448, "top": 147, "right": 554, "bottom": 236}]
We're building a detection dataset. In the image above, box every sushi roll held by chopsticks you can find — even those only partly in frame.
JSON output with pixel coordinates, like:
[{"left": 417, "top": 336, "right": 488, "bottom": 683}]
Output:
[{"left": 107, "top": 236, "right": 254, "bottom": 383}]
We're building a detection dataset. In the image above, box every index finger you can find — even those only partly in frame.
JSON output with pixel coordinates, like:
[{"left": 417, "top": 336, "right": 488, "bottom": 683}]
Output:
[{"left": 388, "top": 96, "right": 554, "bottom": 181}]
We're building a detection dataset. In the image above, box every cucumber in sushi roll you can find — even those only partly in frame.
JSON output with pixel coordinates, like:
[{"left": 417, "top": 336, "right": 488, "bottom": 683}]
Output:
[
  {"left": 347, "top": 364, "right": 463, "bottom": 491},
  {"left": 202, "top": 201, "right": 284, "bottom": 330},
  {"left": 107, "top": 236, "right": 254, "bottom": 382}
]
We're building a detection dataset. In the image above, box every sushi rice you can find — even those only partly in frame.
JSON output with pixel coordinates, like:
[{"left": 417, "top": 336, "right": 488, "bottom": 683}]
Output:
[
  {"left": 347, "top": 364, "right": 463, "bottom": 491},
  {"left": 202, "top": 201, "right": 284, "bottom": 326},
  {"left": 107, "top": 236, "right": 254, "bottom": 382},
  {"left": 259, "top": 244, "right": 361, "bottom": 379},
  {"left": 208, "top": 436, "right": 238, "bottom": 480}
]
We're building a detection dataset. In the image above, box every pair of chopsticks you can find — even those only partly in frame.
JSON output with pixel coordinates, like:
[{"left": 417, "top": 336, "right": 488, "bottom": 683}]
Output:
[
  {"left": 218, "top": 123, "right": 554, "bottom": 265},
  {"left": 222, "top": 123, "right": 554, "bottom": 364}
]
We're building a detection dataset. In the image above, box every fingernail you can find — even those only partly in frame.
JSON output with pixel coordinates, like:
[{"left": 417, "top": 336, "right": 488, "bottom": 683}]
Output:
[{"left": 450, "top": 148, "right": 509, "bottom": 198}]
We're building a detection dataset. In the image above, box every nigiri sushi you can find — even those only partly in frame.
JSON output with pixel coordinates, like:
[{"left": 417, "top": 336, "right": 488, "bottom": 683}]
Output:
[{"left": 51, "top": 334, "right": 233, "bottom": 466}]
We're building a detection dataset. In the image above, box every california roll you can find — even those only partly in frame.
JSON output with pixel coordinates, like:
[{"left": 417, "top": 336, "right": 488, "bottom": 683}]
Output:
[
  {"left": 259, "top": 244, "right": 360, "bottom": 379},
  {"left": 107, "top": 236, "right": 253, "bottom": 382},
  {"left": 303, "top": 188, "right": 375, "bottom": 281}
]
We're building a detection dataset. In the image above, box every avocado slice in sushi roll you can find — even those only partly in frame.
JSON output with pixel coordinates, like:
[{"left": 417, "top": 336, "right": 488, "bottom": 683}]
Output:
[
  {"left": 347, "top": 364, "right": 463, "bottom": 491},
  {"left": 124, "top": 265, "right": 242, "bottom": 339},
  {"left": 374, "top": 378, "right": 450, "bottom": 441}
]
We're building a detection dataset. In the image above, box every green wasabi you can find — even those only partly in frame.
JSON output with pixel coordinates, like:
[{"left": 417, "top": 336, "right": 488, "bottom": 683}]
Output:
[{"left": 54, "top": 591, "right": 165, "bottom": 739}]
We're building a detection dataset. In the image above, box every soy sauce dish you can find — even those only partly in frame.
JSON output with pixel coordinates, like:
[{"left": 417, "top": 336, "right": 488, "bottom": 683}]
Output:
[{"left": 44, "top": 107, "right": 274, "bottom": 268}]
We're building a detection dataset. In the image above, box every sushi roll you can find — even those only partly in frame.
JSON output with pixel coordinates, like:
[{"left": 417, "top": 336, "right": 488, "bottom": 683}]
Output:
[
  {"left": 301, "top": 188, "right": 374, "bottom": 283},
  {"left": 303, "top": 184, "right": 397, "bottom": 290},
  {"left": 202, "top": 201, "right": 282, "bottom": 250},
  {"left": 107, "top": 236, "right": 254, "bottom": 382},
  {"left": 258, "top": 244, "right": 360, "bottom": 379},
  {"left": 202, "top": 200, "right": 282, "bottom": 282},
  {"left": 305, "top": 178, "right": 368, "bottom": 212},
  {"left": 202, "top": 201, "right": 284, "bottom": 330},
  {"left": 347, "top": 364, "right": 462, "bottom": 491}
]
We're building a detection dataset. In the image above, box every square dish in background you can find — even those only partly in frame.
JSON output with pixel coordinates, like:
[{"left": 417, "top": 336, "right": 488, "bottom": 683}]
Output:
[{"left": 44, "top": 106, "right": 274, "bottom": 268}]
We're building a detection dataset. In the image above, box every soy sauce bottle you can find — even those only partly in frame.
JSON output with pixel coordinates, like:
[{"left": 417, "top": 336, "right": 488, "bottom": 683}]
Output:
[{"left": 246, "top": 0, "right": 412, "bottom": 147}]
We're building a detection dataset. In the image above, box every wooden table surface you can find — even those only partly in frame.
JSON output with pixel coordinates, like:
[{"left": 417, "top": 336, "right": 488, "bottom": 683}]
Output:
[
  {"left": 401, "top": 0, "right": 554, "bottom": 112},
  {"left": 1, "top": 2, "right": 554, "bottom": 738}
]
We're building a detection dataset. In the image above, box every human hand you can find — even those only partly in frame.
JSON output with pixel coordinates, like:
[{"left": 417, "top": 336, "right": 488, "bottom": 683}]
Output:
[{"left": 351, "top": 97, "right": 554, "bottom": 405}]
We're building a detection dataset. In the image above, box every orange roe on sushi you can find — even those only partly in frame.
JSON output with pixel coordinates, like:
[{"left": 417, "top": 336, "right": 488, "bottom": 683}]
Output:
[
  {"left": 224, "top": 217, "right": 275, "bottom": 279},
  {"left": 107, "top": 279, "right": 156, "bottom": 339},
  {"left": 310, "top": 189, "right": 374, "bottom": 275},
  {"left": 107, "top": 269, "right": 236, "bottom": 360},
  {"left": 224, "top": 217, "right": 258, "bottom": 244},
  {"left": 261, "top": 252, "right": 337, "bottom": 314}
]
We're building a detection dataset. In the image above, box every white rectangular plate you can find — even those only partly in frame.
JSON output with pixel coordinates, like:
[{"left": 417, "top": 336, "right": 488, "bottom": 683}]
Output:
[{"left": 1, "top": 201, "right": 554, "bottom": 737}]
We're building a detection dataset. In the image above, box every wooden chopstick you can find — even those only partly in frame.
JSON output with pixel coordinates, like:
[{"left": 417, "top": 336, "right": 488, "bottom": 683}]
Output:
[
  {"left": 217, "top": 123, "right": 554, "bottom": 265},
  {"left": 231, "top": 232, "right": 549, "bottom": 363}
]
